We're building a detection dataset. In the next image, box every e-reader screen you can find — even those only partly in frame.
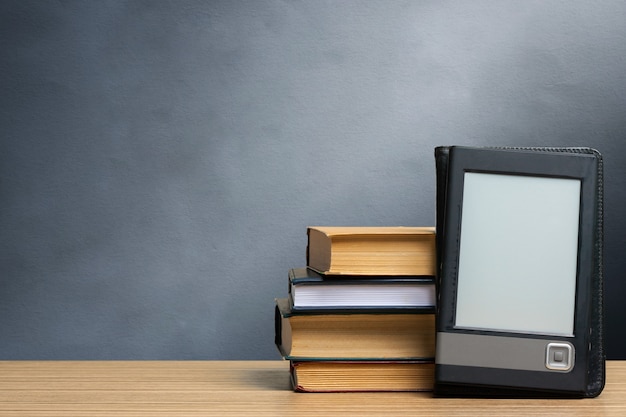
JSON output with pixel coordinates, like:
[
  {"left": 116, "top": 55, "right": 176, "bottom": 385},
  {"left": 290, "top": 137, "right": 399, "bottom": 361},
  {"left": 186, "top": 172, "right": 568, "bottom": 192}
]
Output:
[{"left": 455, "top": 172, "right": 581, "bottom": 336}]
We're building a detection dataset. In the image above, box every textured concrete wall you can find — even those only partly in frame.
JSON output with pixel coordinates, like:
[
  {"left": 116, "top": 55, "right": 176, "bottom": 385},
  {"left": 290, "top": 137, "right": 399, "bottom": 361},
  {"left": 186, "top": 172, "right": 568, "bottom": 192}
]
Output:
[{"left": 1, "top": 1, "right": 625, "bottom": 359}]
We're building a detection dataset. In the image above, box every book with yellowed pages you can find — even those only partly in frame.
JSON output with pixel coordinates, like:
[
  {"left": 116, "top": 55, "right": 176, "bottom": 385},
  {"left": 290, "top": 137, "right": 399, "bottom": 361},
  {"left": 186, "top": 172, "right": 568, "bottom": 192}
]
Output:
[
  {"left": 274, "top": 298, "right": 435, "bottom": 360},
  {"left": 290, "top": 360, "right": 434, "bottom": 392},
  {"left": 306, "top": 226, "right": 436, "bottom": 276}
]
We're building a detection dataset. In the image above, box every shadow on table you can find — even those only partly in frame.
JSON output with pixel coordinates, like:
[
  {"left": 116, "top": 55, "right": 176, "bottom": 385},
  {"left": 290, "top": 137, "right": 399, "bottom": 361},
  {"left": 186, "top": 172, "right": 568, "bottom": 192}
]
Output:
[{"left": 244, "top": 367, "right": 292, "bottom": 391}]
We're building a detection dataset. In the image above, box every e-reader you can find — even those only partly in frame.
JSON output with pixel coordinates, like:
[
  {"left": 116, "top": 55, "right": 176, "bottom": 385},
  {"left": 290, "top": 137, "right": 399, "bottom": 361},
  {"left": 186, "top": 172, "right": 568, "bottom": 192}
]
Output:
[{"left": 434, "top": 146, "right": 605, "bottom": 398}]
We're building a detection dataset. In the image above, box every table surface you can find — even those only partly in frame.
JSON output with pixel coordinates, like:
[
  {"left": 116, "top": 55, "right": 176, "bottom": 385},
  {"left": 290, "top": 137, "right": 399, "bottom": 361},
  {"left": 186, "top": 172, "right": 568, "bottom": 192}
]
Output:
[{"left": 0, "top": 360, "right": 624, "bottom": 416}]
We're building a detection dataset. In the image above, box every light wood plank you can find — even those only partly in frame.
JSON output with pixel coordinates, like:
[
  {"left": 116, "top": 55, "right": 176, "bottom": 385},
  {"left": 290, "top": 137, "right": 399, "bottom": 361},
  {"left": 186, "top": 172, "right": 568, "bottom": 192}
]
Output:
[{"left": 0, "top": 361, "right": 623, "bottom": 416}]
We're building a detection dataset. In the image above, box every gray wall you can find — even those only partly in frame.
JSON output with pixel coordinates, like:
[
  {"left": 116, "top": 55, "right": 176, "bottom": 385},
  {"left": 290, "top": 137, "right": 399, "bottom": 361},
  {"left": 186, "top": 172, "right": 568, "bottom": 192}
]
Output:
[{"left": 1, "top": 1, "right": 625, "bottom": 359}]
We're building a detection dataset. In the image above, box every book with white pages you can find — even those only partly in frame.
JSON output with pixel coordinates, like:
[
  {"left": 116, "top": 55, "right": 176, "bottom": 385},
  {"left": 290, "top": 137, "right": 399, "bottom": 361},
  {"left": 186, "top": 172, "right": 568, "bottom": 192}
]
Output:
[{"left": 288, "top": 267, "right": 435, "bottom": 312}]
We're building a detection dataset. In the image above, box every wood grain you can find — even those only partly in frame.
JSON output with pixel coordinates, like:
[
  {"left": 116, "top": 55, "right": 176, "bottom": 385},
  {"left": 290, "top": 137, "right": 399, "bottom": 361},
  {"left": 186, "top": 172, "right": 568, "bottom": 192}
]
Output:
[{"left": 0, "top": 361, "right": 623, "bottom": 416}]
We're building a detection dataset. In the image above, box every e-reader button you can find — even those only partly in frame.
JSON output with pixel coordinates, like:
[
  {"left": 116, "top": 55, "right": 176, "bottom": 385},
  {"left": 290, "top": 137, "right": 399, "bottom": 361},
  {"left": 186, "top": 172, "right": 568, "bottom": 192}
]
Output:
[
  {"left": 554, "top": 350, "right": 565, "bottom": 362},
  {"left": 546, "top": 342, "right": 574, "bottom": 372}
]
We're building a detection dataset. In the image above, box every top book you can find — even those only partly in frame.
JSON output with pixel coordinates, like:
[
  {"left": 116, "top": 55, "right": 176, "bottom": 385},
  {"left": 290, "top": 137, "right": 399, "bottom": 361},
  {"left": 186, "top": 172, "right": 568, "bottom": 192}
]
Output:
[{"left": 307, "top": 226, "right": 436, "bottom": 276}]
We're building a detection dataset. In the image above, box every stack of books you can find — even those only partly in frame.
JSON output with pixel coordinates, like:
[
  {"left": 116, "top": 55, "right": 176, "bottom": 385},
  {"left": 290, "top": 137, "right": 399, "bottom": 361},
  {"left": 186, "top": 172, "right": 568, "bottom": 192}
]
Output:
[{"left": 274, "top": 226, "right": 437, "bottom": 392}]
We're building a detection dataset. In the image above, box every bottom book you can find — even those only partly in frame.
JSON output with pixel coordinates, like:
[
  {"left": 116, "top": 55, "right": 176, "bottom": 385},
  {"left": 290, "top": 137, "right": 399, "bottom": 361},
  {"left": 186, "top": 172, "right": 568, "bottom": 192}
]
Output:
[{"left": 290, "top": 361, "right": 435, "bottom": 392}]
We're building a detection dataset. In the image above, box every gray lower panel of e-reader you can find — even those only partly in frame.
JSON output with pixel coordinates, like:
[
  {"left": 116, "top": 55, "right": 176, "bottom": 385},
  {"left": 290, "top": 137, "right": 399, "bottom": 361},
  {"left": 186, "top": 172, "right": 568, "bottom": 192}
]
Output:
[{"left": 436, "top": 332, "right": 574, "bottom": 373}]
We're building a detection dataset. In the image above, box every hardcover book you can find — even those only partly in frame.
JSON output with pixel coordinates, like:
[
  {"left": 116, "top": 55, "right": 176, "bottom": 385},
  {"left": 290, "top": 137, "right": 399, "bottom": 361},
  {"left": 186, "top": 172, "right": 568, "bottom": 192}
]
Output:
[
  {"left": 274, "top": 298, "right": 435, "bottom": 361},
  {"left": 288, "top": 267, "right": 435, "bottom": 311},
  {"left": 306, "top": 226, "right": 436, "bottom": 276},
  {"left": 290, "top": 360, "right": 435, "bottom": 392}
]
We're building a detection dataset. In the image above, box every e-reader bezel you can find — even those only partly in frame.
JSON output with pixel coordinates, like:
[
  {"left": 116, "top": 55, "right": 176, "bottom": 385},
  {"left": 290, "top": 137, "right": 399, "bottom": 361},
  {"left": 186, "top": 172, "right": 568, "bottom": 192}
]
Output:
[{"left": 435, "top": 146, "right": 599, "bottom": 396}]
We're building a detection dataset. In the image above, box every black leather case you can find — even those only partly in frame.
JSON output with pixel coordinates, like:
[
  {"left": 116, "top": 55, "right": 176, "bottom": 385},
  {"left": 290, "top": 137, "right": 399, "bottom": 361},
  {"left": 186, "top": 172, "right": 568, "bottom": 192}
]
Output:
[{"left": 434, "top": 146, "right": 605, "bottom": 398}]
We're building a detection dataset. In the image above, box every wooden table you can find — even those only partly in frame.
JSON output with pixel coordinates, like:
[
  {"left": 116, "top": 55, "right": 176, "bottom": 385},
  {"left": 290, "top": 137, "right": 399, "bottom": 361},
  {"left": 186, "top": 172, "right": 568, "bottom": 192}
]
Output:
[{"left": 0, "top": 361, "right": 624, "bottom": 416}]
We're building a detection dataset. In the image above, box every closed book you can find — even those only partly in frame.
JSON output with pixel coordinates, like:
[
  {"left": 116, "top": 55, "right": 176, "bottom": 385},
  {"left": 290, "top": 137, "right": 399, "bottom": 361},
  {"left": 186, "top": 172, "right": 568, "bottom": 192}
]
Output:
[
  {"left": 288, "top": 267, "right": 435, "bottom": 311},
  {"left": 290, "top": 360, "right": 435, "bottom": 392},
  {"left": 274, "top": 298, "right": 435, "bottom": 361},
  {"left": 306, "top": 226, "right": 436, "bottom": 276}
]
